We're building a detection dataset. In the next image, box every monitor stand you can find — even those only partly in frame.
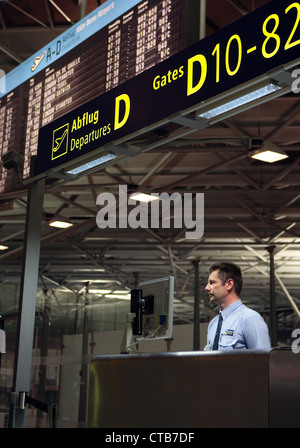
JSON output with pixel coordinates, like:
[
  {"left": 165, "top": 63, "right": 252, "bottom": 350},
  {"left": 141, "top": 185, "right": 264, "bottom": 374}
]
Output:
[{"left": 120, "top": 313, "right": 140, "bottom": 354}]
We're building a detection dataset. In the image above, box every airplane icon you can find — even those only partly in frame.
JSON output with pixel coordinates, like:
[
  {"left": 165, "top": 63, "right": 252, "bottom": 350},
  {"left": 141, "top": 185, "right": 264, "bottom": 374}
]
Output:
[
  {"left": 31, "top": 51, "right": 46, "bottom": 72},
  {"left": 51, "top": 124, "right": 69, "bottom": 160},
  {"left": 53, "top": 128, "right": 68, "bottom": 153}
]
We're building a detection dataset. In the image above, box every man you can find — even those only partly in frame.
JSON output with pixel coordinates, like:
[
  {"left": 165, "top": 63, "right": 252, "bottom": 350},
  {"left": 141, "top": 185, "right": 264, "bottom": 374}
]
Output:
[{"left": 204, "top": 262, "right": 271, "bottom": 351}]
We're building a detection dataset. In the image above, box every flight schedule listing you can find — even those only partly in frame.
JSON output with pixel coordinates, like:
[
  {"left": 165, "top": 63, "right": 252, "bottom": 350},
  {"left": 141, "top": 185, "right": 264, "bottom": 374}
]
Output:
[{"left": 0, "top": 0, "right": 185, "bottom": 193}]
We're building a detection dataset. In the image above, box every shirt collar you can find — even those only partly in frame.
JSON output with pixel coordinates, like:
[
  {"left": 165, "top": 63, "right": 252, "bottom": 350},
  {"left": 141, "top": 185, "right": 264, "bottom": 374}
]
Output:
[{"left": 220, "top": 299, "right": 242, "bottom": 320}]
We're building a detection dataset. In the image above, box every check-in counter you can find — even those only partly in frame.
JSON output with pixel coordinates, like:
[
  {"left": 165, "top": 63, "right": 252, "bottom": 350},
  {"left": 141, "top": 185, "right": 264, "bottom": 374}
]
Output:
[{"left": 87, "top": 348, "right": 299, "bottom": 428}]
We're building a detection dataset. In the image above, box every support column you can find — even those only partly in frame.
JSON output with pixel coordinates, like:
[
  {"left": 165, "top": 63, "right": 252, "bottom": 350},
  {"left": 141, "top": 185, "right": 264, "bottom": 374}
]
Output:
[
  {"left": 78, "top": 282, "right": 89, "bottom": 427},
  {"left": 192, "top": 260, "right": 200, "bottom": 350},
  {"left": 199, "top": 0, "right": 206, "bottom": 39},
  {"left": 78, "top": 0, "right": 87, "bottom": 20},
  {"left": 9, "top": 178, "right": 45, "bottom": 428},
  {"left": 37, "top": 289, "right": 51, "bottom": 424},
  {"left": 267, "top": 245, "right": 277, "bottom": 347}
]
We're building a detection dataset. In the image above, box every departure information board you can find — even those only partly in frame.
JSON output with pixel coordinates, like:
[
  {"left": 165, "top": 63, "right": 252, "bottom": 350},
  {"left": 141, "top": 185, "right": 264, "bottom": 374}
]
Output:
[
  {"left": 0, "top": 0, "right": 195, "bottom": 194},
  {"left": 35, "top": 0, "right": 300, "bottom": 180}
]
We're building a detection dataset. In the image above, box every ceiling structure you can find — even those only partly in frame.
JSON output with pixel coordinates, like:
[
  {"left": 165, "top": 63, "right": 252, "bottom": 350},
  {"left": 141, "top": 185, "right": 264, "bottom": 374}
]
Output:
[{"left": 0, "top": 0, "right": 300, "bottom": 344}]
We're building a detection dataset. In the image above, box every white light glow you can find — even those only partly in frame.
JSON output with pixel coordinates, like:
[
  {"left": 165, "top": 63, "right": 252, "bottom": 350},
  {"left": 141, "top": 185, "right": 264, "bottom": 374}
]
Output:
[
  {"left": 66, "top": 154, "right": 117, "bottom": 175},
  {"left": 130, "top": 192, "right": 159, "bottom": 203},
  {"left": 113, "top": 290, "right": 131, "bottom": 294},
  {"left": 89, "top": 289, "right": 112, "bottom": 294},
  {"left": 198, "top": 84, "right": 282, "bottom": 120},
  {"left": 106, "top": 293, "right": 131, "bottom": 300},
  {"left": 49, "top": 220, "right": 73, "bottom": 229},
  {"left": 251, "top": 150, "right": 288, "bottom": 163},
  {"left": 74, "top": 278, "right": 116, "bottom": 282}
]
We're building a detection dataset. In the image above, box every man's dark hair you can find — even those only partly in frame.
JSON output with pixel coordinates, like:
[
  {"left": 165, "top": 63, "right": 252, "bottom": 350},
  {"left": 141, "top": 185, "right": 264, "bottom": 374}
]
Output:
[{"left": 209, "top": 262, "right": 243, "bottom": 296}]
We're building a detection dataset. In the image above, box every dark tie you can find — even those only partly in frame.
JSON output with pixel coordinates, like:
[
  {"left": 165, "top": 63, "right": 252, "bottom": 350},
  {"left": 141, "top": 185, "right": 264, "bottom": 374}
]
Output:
[{"left": 212, "top": 313, "right": 223, "bottom": 350}]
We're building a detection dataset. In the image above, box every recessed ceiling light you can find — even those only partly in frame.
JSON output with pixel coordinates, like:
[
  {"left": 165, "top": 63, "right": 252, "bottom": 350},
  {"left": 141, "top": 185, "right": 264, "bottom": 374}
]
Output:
[
  {"left": 249, "top": 139, "right": 288, "bottom": 163},
  {"left": 49, "top": 220, "right": 73, "bottom": 229},
  {"left": 129, "top": 192, "right": 159, "bottom": 203},
  {"left": 250, "top": 149, "right": 288, "bottom": 163}
]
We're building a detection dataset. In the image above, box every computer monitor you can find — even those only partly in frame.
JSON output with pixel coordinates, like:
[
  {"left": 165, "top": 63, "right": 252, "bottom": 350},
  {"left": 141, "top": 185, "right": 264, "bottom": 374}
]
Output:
[{"left": 130, "top": 276, "right": 174, "bottom": 340}]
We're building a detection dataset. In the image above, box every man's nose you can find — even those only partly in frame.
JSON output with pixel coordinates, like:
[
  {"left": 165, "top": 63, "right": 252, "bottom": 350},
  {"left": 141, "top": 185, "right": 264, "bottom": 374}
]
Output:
[{"left": 205, "top": 283, "right": 210, "bottom": 291}]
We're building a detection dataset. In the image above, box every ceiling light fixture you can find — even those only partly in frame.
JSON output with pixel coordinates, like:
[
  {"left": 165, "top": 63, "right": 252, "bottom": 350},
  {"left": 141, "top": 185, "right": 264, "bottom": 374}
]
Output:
[
  {"left": 44, "top": 213, "right": 74, "bottom": 229},
  {"left": 106, "top": 293, "right": 131, "bottom": 300},
  {"left": 65, "top": 153, "right": 117, "bottom": 176},
  {"left": 198, "top": 83, "right": 282, "bottom": 120},
  {"left": 49, "top": 219, "right": 73, "bottom": 229},
  {"left": 128, "top": 184, "right": 160, "bottom": 203},
  {"left": 89, "top": 289, "right": 113, "bottom": 294},
  {"left": 129, "top": 192, "right": 159, "bottom": 203},
  {"left": 248, "top": 139, "right": 289, "bottom": 163},
  {"left": 0, "top": 244, "right": 8, "bottom": 251}
]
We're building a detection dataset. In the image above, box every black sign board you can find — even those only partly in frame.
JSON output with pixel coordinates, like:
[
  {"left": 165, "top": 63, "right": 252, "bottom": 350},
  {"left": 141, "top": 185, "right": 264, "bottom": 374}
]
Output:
[
  {"left": 35, "top": 0, "right": 300, "bottom": 177},
  {"left": 1, "top": 0, "right": 197, "bottom": 193}
]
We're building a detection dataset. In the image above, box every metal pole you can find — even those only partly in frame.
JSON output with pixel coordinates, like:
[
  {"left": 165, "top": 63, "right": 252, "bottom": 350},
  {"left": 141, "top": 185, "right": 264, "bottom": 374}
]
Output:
[
  {"left": 192, "top": 260, "right": 200, "bottom": 350},
  {"left": 78, "top": 0, "right": 87, "bottom": 21},
  {"left": 267, "top": 245, "right": 277, "bottom": 347},
  {"left": 199, "top": 0, "right": 206, "bottom": 40},
  {"left": 9, "top": 178, "right": 45, "bottom": 428},
  {"left": 37, "top": 289, "right": 51, "bottom": 423},
  {"left": 78, "top": 282, "right": 89, "bottom": 426}
]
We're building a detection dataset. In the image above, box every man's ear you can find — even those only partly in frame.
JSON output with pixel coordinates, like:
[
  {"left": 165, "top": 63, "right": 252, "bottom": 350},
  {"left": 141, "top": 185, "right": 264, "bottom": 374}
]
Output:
[{"left": 226, "top": 277, "right": 234, "bottom": 292}]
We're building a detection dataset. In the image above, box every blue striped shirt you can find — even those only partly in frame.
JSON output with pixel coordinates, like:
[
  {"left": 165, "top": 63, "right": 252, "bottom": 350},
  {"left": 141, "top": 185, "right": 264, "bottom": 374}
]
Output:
[{"left": 205, "top": 299, "right": 271, "bottom": 351}]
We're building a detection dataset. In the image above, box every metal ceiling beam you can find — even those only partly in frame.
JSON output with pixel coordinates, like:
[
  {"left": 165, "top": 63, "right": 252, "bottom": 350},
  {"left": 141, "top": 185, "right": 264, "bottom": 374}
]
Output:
[
  {"left": 275, "top": 273, "right": 300, "bottom": 320},
  {"left": 266, "top": 102, "right": 300, "bottom": 141},
  {"left": 0, "top": 218, "right": 96, "bottom": 264},
  {"left": 227, "top": 0, "right": 250, "bottom": 15},
  {"left": 267, "top": 222, "right": 297, "bottom": 243},
  {"left": 31, "top": 183, "right": 300, "bottom": 196},
  {"left": 233, "top": 220, "right": 265, "bottom": 244},
  {"left": 43, "top": 0, "right": 55, "bottom": 30},
  {"left": 267, "top": 194, "right": 300, "bottom": 220},
  {"left": 3, "top": 0, "right": 49, "bottom": 28},
  {"left": 243, "top": 244, "right": 267, "bottom": 263},
  {"left": 48, "top": 0, "right": 74, "bottom": 24},
  {"left": 70, "top": 242, "right": 134, "bottom": 286},
  {"left": 262, "top": 156, "right": 300, "bottom": 191},
  {"left": 223, "top": 119, "right": 250, "bottom": 138},
  {"left": 138, "top": 152, "right": 173, "bottom": 186},
  {"left": 48, "top": 192, "right": 96, "bottom": 216},
  {"left": 216, "top": 153, "right": 261, "bottom": 190},
  {"left": 157, "top": 243, "right": 189, "bottom": 276},
  {"left": 155, "top": 153, "right": 248, "bottom": 191},
  {"left": 226, "top": 191, "right": 300, "bottom": 239},
  {"left": 0, "top": 42, "right": 24, "bottom": 63}
]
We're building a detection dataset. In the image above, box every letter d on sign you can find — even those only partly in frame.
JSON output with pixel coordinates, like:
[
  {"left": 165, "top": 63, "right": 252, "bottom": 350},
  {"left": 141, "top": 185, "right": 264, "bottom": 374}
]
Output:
[
  {"left": 114, "top": 93, "right": 130, "bottom": 130},
  {"left": 187, "top": 54, "right": 207, "bottom": 97}
]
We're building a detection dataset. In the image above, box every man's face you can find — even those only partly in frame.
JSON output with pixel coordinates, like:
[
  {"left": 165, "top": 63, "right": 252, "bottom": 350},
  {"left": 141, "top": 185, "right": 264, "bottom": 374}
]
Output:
[{"left": 205, "top": 269, "right": 229, "bottom": 305}]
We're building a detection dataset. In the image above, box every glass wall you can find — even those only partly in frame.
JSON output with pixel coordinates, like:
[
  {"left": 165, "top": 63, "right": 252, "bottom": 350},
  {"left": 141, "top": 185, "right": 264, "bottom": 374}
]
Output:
[{"left": 0, "top": 285, "right": 131, "bottom": 428}]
